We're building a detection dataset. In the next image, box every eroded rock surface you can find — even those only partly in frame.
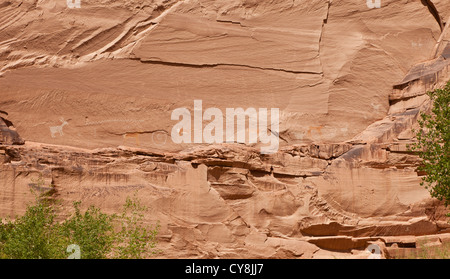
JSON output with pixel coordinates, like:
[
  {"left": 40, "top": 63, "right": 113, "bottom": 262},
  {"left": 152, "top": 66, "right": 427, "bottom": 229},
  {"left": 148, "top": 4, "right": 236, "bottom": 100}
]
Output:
[
  {"left": 0, "top": 0, "right": 450, "bottom": 258},
  {"left": 0, "top": 111, "right": 24, "bottom": 145}
]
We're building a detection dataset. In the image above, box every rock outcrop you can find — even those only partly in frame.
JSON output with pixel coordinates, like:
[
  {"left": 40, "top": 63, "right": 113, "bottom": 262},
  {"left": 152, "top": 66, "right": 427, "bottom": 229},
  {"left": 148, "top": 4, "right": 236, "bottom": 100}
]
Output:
[
  {"left": 0, "top": 0, "right": 449, "bottom": 258},
  {"left": 0, "top": 111, "right": 24, "bottom": 145}
]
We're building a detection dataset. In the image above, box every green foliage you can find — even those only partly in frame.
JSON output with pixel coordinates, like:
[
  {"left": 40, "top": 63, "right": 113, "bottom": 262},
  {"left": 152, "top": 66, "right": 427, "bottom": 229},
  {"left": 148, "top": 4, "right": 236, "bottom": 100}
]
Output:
[
  {"left": 61, "top": 202, "right": 116, "bottom": 259},
  {"left": 0, "top": 184, "right": 159, "bottom": 259},
  {"left": 0, "top": 199, "right": 66, "bottom": 259},
  {"left": 113, "top": 195, "right": 160, "bottom": 259},
  {"left": 410, "top": 81, "right": 450, "bottom": 206}
]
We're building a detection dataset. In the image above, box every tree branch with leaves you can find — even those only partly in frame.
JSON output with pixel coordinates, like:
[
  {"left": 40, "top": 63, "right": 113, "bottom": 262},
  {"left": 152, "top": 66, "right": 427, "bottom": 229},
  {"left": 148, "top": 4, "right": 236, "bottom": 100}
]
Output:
[{"left": 409, "top": 81, "right": 450, "bottom": 207}]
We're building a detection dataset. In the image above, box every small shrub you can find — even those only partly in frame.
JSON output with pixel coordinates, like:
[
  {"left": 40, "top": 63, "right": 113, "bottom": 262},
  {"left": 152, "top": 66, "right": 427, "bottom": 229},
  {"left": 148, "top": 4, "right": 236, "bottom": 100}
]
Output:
[
  {"left": 0, "top": 199, "right": 66, "bottom": 259},
  {"left": 113, "top": 195, "right": 160, "bottom": 259},
  {"left": 61, "top": 202, "right": 116, "bottom": 259},
  {"left": 0, "top": 183, "right": 159, "bottom": 259}
]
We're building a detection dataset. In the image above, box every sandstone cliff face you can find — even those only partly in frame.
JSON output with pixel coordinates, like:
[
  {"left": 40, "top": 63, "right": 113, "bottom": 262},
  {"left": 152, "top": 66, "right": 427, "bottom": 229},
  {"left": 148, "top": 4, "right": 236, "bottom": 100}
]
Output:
[{"left": 0, "top": 0, "right": 450, "bottom": 258}]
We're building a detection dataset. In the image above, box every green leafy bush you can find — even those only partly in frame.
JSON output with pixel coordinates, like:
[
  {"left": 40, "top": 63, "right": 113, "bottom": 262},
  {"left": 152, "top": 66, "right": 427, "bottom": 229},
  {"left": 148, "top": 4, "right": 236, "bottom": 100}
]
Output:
[
  {"left": 410, "top": 81, "right": 450, "bottom": 206},
  {"left": 61, "top": 202, "right": 116, "bottom": 259},
  {"left": 0, "top": 199, "right": 65, "bottom": 259},
  {"left": 0, "top": 186, "right": 159, "bottom": 259},
  {"left": 114, "top": 195, "right": 160, "bottom": 259}
]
